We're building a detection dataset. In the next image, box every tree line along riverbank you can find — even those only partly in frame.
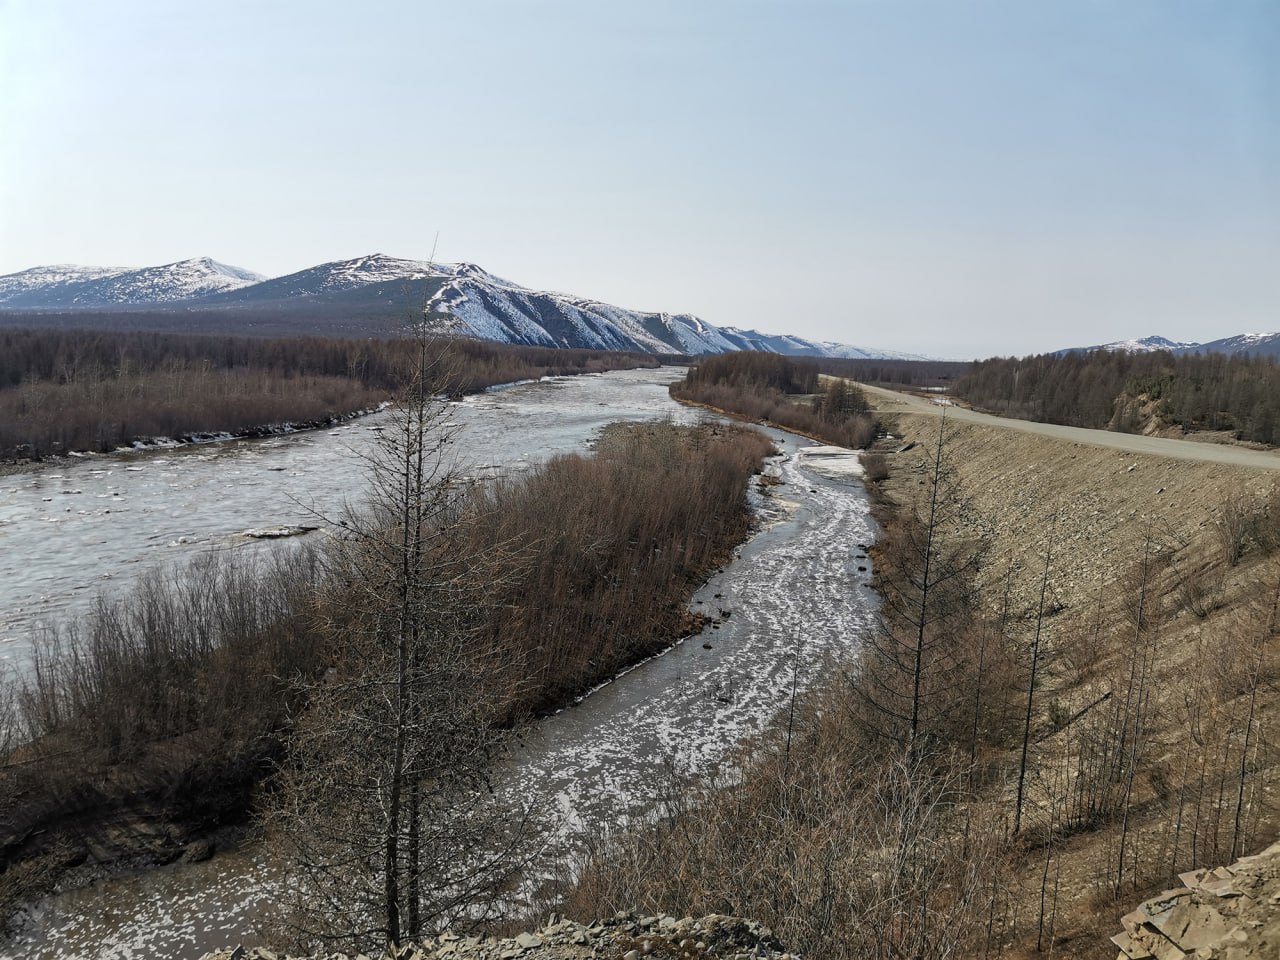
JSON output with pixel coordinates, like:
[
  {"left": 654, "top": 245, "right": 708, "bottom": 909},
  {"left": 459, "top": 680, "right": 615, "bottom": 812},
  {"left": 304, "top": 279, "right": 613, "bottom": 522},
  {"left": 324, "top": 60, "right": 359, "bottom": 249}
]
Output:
[
  {"left": 0, "top": 328, "right": 667, "bottom": 460},
  {"left": 0, "top": 380, "right": 774, "bottom": 943}
]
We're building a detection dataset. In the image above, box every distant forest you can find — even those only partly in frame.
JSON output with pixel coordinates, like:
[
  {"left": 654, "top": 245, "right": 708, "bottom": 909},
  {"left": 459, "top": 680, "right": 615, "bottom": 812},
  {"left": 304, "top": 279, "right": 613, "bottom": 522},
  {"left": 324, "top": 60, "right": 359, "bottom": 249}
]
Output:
[
  {"left": 813, "top": 357, "right": 969, "bottom": 389},
  {"left": 0, "top": 328, "right": 659, "bottom": 458},
  {"left": 952, "top": 350, "right": 1280, "bottom": 444}
]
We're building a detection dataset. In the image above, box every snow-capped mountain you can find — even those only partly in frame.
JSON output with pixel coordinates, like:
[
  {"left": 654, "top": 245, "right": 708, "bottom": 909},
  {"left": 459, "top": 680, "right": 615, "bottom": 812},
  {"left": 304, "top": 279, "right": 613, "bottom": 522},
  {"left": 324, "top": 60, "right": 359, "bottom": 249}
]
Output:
[
  {"left": 422, "top": 259, "right": 743, "bottom": 354},
  {"left": 1195, "top": 332, "right": 1280, "bottom": 360},
  {"left": 1054, "top": 334, "right": 1199, "bottom": 356},
  {"left": 0, "top": 253, "right": 913, "bottom": 359},
  {"left": 196, "top": 253, "right": 454, "bottom": 304},
  {"left": 1055, "top": 332, "right": 1280, "bottom": 360},
  {"left": 717, "top": 327, "right": 922, "bottom": 360},
  {"left": 0, "top": 257, "right": 264, "bottom": 309},
  {"left": 0, "top": 264, "right": 129, "bottom": 306}
]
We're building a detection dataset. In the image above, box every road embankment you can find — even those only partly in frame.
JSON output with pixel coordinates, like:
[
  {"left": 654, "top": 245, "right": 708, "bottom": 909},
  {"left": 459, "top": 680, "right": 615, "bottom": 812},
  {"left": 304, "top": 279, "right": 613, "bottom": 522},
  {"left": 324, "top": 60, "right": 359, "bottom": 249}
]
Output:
[
  {"left": 862, "top": 382, "right": 1280, "bottom": 955},
  {"left": 863, "top": 383, "right": 1280, "bottom": 610}
]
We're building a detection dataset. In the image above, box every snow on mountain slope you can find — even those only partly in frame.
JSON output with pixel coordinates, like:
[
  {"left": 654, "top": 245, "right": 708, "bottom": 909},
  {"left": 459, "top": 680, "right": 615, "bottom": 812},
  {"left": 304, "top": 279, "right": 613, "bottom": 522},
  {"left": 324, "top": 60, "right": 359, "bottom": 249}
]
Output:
[
  {"left": 0, "top": 264, "right": 128, "bottom": 305},
  {"left": 718, "top": 326, "right": 926, "bottom": 360},
  {"left": 0, "top": 252, "right": 911, "bottom": 359},
  {"left": 1108, "top": 335, "right": 1199, "bottom": 353},
  {"left": 91, "top": 258, "right": 266, "bottom": 302},
  {"left": 1057, "top": 334, "right": 1200, "bottom": 355},
  {"left": 1055, "top": 333, "right": 1280, "bottom": 359},
  {"left": 0, "top": 257, "right": 263, "bottom": 308},
  {"left": 1194, "top": 332, "right": 1280, "bottom": 359},
  {"left": 426, "top": 272, "right": 757, "bottom": 354}
]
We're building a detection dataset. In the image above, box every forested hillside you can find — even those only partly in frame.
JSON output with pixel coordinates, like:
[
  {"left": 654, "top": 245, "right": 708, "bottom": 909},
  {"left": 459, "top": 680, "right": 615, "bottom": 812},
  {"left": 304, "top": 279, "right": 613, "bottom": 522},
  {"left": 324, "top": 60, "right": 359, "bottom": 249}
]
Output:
[{"left": 953, "top": 351, "right": 1280, "bottom": 444}]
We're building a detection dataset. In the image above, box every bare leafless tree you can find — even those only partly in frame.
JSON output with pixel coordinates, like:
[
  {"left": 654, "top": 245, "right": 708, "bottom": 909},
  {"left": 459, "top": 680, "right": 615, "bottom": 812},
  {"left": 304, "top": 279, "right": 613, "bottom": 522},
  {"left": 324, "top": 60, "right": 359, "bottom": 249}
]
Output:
[{"left": 266, "top": 328, "right": 536, "bottom": 953}]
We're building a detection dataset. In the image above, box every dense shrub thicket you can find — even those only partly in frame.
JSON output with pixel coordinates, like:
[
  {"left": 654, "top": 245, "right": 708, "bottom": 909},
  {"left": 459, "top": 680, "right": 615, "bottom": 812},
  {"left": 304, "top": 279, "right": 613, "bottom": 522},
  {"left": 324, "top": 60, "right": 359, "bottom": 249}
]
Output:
[
  {"left": 0, "top": 329, "right": 660, "bottom": 458},
  {"left": 671, "top": 351, "right": 878, "bottom": 449},
  {"left": 463, "top": 422, "right": 774, "bottom": 712},
  {"left": 953, "top": 350, "right": 1280, "bottom": 444}
]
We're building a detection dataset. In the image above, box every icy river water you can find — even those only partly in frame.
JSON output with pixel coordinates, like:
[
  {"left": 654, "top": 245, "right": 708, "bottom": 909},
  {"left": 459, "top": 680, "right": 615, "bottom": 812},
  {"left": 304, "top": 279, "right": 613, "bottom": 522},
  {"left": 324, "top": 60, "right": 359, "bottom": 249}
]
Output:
[{"left": 1, "top": 367, "right": 878, "bottom": 960}]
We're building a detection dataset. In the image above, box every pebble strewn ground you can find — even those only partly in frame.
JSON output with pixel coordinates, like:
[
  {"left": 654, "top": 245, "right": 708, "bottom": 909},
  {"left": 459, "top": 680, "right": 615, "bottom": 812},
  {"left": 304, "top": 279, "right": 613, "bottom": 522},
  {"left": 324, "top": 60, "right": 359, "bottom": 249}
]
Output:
[{"left": 201, "top": 913, "right": 796, "bottom": 960}]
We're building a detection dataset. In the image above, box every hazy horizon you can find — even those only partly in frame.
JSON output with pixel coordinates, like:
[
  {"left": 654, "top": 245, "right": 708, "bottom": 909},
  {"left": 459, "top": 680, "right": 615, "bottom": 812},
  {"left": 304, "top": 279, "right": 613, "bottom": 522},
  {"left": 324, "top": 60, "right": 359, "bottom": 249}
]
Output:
[{"left": 2, "top": 1, "right": 1275, "bottom": 358}]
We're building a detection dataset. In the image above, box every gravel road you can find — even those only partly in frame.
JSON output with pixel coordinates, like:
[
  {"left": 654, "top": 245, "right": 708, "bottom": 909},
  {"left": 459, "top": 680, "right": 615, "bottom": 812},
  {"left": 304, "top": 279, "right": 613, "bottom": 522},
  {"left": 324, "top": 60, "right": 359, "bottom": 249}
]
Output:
[{"left": 859, "top": 384, "right": 1280, "bottom": 472}]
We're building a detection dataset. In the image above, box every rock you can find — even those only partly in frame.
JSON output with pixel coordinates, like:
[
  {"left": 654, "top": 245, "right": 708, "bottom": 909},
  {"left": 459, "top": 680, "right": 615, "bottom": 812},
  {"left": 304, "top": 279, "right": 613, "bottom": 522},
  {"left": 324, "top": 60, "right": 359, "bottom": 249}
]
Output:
[
  {"left": 1114, "top": 840, "right": 1280, "bottom": 959},
  {"left": 181, "top": 838, "right": 216, "bottom": 863},
  {"left": 200, "top": 912, "right": 795, "bottom": 960}
]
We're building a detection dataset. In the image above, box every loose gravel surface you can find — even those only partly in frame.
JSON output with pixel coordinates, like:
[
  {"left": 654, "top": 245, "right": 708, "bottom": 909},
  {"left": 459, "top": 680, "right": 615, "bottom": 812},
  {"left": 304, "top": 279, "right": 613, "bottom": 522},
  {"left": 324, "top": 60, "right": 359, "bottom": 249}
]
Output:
[{"left": 200, "top": 913, "right": 795, "bottom": 960}]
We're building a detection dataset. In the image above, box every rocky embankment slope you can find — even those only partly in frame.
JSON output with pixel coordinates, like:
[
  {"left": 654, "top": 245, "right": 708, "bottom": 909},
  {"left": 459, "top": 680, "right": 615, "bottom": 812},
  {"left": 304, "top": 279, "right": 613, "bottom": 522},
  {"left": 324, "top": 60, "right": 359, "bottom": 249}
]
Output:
[
  {"left": 1113, "top": 842, "right": 1280, "bottom": 959},
  {"left": 201, "top": 914, "right": 793, "bottom": 960}
]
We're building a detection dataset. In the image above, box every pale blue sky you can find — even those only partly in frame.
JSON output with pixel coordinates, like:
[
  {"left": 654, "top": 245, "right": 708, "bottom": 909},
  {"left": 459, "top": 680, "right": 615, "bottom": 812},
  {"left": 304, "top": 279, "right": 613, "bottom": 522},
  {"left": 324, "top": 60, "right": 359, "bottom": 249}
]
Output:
[{"left": 1, "top": 0, "right": 1275, "bottom": 357}]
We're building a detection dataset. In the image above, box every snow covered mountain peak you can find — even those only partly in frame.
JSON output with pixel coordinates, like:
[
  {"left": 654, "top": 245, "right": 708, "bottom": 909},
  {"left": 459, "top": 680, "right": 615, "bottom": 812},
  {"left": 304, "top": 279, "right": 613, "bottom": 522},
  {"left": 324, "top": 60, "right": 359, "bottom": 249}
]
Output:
[
  {"left": 314, "top": 254, "right": 490, "bottom": 290},
  {"left": 142, "top": 257, "right": 266, "bottom": 292},
  {"left": 1106, "top": 334, "right": 1199, "bottom": 353},
  {"left": 171, "top": 256, "right": 263, "bottom": 282},
  {"left": 1055, "top": 332, "right": 1280, "bottom": 360}
]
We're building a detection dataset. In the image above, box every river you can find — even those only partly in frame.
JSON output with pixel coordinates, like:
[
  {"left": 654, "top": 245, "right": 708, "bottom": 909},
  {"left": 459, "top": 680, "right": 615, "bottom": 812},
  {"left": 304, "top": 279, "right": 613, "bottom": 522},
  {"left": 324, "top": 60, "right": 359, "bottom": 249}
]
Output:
[{"left": 1, "top": 367, "right": 877, "bottom": 960}]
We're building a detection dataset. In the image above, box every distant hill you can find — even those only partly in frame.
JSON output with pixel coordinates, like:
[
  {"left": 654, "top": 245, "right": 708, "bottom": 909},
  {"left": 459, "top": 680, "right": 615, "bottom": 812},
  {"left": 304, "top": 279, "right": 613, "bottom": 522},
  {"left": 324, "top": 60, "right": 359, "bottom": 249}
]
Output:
[
  {"left": 0, "top": 258, "right": 264, "bottom": 308},
  {"left": 1055, "top": 332, "right": 1280, "bottom": 360},
  {"left": 1193, "top": 332, "right": 1280, "bottom": 360},
  {"left": 0, "top": 253, "right": 919, "bottom": 359}
]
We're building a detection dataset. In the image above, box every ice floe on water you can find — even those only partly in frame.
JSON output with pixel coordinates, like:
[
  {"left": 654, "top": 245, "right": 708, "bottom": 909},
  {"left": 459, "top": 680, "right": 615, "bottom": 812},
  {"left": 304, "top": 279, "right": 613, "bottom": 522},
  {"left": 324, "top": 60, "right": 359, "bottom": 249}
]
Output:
[
  {"left": 239, "top": 525, "right": 320, "bottom": 539},
  {"left": 794, "top": 444, "right": 865, "bottom": 480}
]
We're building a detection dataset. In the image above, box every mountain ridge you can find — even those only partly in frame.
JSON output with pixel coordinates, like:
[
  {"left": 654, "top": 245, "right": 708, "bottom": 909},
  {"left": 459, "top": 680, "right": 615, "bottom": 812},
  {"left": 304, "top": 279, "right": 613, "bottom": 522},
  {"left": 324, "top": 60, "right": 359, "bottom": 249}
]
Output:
[
  {"left": 1055, "top": 332, "right": 1280, "bottom": 360},
  {"left": 0, "top": 257, "right": 265, "bottom": 308},
  {"left": 0, "top": 254, "right": 921, "bottom": 359}
]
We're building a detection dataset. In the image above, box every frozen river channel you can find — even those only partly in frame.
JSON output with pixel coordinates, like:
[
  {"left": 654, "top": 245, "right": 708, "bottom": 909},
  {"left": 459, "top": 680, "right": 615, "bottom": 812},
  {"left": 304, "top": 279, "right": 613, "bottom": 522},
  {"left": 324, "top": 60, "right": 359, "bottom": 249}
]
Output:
[{"left": 2, "top": 367, "right": 878, "bottom": 960}]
